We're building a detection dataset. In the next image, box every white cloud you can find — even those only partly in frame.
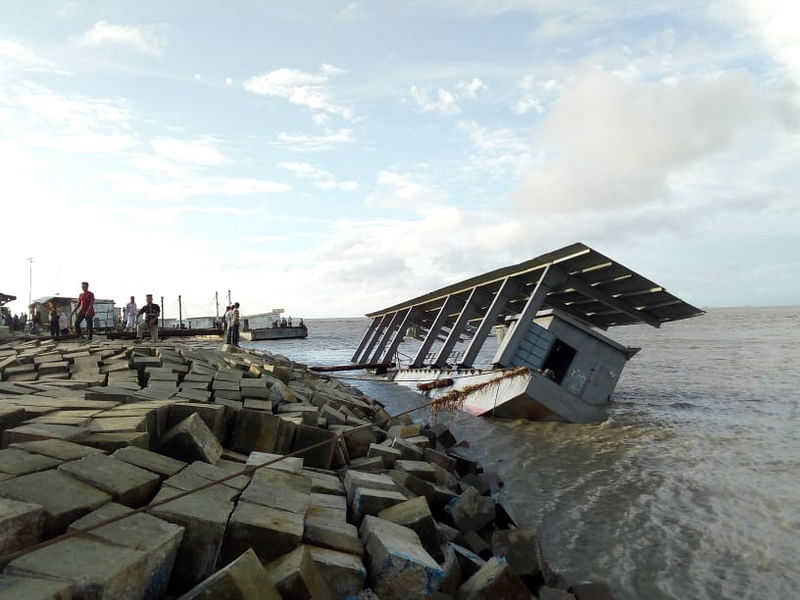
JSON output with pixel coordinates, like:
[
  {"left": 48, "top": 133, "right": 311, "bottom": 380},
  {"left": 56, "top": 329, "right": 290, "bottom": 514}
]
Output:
[
  {"left": 455, "top": 78, "right": 486, "bottom": 98},
  {"left": 514, "top": 75, "right": 562, "bottom": 114},
  {"left": 409, "top": 78, "right": 485, "bottom": 116},
  {"left": 105, "top": 172, "right": 291, "bottom": 201},
  {"left": 244, "top": 65, "right": 353, "bottom": 119},
  {"left": 514, "top": 67, "right": 782, "bottom": 214},
  {"left": 459, "top": 120, "right": 532, "bottom": 176},
  {"left": 77, "top": 21, "right": 170, "bottom": 57},
  {"left": 277, "top": 161, "right": 358, "bottom": 190},
  {"left": 0, "top": 81, "right": 136, "bottom": 153},
  {"left": 151, "top": 138, "right": 228, "bottom": 166},
  {"left": 739, "top": 0, "right": 800, "bottom": 82},
  {"left": 410, "top": 85, "right": 461, "bottom": 116},
  {"left": 0, "top": 40, "right": 62, "bottom": 73},
  {"left": 277, "top": 129, "right": 355, "bottom": 152},
  {"left": 365, "top": 170, "right": 448, "bottom": 210}
]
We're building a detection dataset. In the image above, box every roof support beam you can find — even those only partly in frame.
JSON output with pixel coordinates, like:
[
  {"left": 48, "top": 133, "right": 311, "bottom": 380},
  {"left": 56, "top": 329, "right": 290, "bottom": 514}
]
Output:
[
  {"left": 459, "top": 277, "right": 523, "bottom": 368},
  {"left": 351, "top": 317, "right": 381, "bottom": 363},
  {"left": 368, "top": 309, "right": 406, "bottom": 364},
  {"left": 431, "top": 287, "right": 488, "bottom": 368},
  {"left": 492, "top": 266, "right": 565, "bottom": 367},
  {"left": 556, "top": 267, "right": 661, "bottom": 328},
  {"left": 356, "top": 312, "right": 394, "bottom": 364},
  {"left": 411, "top": 295, "right": 462, "bottom": 368},
  {"left": 377, "top": 307, "right": 419, "bottom": 365}
]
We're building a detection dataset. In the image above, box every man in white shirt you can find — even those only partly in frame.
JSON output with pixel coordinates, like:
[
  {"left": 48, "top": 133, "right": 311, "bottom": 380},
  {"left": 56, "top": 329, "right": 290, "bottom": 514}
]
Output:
[{"left": 126, "top": 296, "right": 137, "bottom": 331}]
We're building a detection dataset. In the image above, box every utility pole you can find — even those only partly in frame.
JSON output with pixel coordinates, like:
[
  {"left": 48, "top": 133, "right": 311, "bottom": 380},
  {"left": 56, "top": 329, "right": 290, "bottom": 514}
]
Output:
[
  {"left": 26, "top": 257, "right": 34, "bottom": 310},
  {"left": 227, "top": 290, "right": 231, "bottom": 305},
  {"left": 178, "top": 295, "right": 183, "bottom": 329},
  {"left": 160, "top": 296, "right": 165, "bottom": 327},
  {"left": 215, "top": 292, "right": 219, "bottom": 320}
]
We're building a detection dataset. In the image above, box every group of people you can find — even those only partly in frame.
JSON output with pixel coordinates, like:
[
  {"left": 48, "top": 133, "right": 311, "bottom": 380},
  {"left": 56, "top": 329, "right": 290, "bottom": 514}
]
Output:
[
  {"left": 2, "top": 312, "right": 27, "bottom": 331},
  {"left": 272, "top": 316, "right": 303, "bottom": 328},
  {"left": 222, "top": 303, "right": 241, "bottom": 347}
]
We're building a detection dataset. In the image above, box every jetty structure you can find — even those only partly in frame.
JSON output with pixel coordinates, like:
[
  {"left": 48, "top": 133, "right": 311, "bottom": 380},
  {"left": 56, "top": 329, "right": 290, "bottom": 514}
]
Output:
[
  {"left": 0, "top": 335, "right": 619, "bottom": 599},
  {"left": 351, "top": 242, "right": 703, "bottom": 423}
]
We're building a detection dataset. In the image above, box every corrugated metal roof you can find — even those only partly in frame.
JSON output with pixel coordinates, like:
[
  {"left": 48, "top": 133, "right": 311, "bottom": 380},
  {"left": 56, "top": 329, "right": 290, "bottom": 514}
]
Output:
[{"left": 365, "top": 242, "right": 703, "bottom": 330}]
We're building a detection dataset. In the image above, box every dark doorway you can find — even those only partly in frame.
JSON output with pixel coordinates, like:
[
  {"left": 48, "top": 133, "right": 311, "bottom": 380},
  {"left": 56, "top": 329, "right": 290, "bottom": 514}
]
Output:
[{"left": 542, "top": 339, "right": 576, "bottom": 383}]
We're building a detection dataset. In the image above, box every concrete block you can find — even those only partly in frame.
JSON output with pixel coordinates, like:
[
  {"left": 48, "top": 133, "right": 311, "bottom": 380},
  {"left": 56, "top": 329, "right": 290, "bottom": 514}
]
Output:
[
  {"left": 0, "top": 448, "right": 61, "bottom": 476},
  {"left": 240, "top": 478, "right": 310, "bottom": 514},
  {"left": 446, "top": 486, "right": 495, "bottom": 533},
  {"left": 439, "top": 542, "right": 463, "bottom": 595},
  {"left": 343, "top": 470, "right": 398, "bottom": 504},
  {"left": 2, "top": 423, "right": 87, "bottom": 447},
  {"left": 167, "top": 402, "right": 227, "bottom": 442},
  {"left": 447, "top": 543, "right": 486, "bottom": 580},
  {"left": 242, "top": 398, "right": 271, "bottom": 411},
  {"left": 424, "top": 447, "right": 457, "bottom": 472},
  {"left": 251, "top": 465, "right": 311, "bottom": 492},
  {"left": 387, "top": 423, "right": 422, "bottom": 439},
  {"left": 263, "top": 544, "right": 334, "bottom": 600},
  {"left": 291, "top": 424, "right": 336, "bottom": 469},
  {"left": 303, "top": 508, "right": 363, "bottom": 557},
  {"left": 343, "top": 426, "right": 375, "bottom": 459},
  {"left": 378, "top": 495, "right": 442, "bottom": 562},
  {"left": 491, "top": 528, "right": 551, "bottom": 585},
  {"left": 181, "top": 548, "right": 281, "bottom": 600},
  {"left": 0, "top": 497, "right": 45, "bottom": 554},
  {"left": 231, "top": 409, "right": 293, "bottom": 454},
  {"left": 367, "top": 442, "right": 402, "bottom": 467},
  {"left": 247, "top": 451, "right": 304, "bottom": 474},
  {"left": 461, "top": 530, "right": 491, "bottom": 559},
  {"left": 148, "top": 485, "right": 234, "bottom": 594},
  {"left": 359, "top": 515, "right": 444, "bottom": 600},
  {"left": 73, "top": 431, "right": 150, "bottom": 452},
  {"left": 395, "top": 459, "right": 438, "bottom": 482},
  {"left": 570, "top": 582, "right": 616, "bottom": 600},
  {"left": 155, "top": 413, "right": 222, "bottom": 464},
  {"left": 6, "top": 537, "right": 148, "bottom": 600},
  {"left": 391, "top": 436, "right": 425, "bottom": 460},
  {"left": 58, "top": 454, "right": 160, "bottom": 507},
  {"left": 0, "top": 470, "right": 110, "bottom": 536},
  {"left": 0, "top": 574, "right": 74, "bottom": 599},
  {"left": 69, "top": 502, "right": 184, "bottom": 600},
  {"left": 112, "top": 446, "right": 186, "bottom": 479},
  {"left": 540, "top": 587, "right": 577, "bottom": 600},
  {"left": 351, "top": 487, "right": 408, "bottom": 524},
  {"left": 456, "top": 557, "right": 533, "bottom": 600},
  {"left": 308, "top": 544, "right": 367, "bottom": 599},
  {"left": 221, "top": 501, "right": 304, "bottom": 565}
]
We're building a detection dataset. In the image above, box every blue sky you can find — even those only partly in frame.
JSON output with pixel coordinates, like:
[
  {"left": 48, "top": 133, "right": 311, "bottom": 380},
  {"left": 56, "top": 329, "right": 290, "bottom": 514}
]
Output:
[{"left": 1, "top": 1, "right": 798, "bottom": 319}]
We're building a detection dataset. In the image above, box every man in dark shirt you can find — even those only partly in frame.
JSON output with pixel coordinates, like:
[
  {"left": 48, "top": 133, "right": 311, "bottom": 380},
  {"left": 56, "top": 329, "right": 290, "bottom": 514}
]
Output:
[{"left": 136, "top": 294, "right": 161, "bottom": 342}]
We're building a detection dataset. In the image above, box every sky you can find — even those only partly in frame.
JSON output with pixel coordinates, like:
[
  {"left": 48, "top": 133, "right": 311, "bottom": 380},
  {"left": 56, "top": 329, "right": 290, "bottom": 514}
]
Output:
[{"left": 1, "top": 0, "right": 798, "bottom": 320}]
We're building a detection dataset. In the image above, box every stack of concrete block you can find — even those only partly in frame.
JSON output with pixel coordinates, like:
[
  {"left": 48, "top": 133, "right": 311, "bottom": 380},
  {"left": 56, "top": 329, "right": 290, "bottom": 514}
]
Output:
[{"left": 0, "top": 337, "right": 618, "bottom": 600}]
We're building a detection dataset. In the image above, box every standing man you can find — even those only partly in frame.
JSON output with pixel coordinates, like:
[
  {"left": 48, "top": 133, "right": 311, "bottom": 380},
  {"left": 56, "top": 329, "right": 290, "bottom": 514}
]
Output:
[
  {"left": 223, "top": 305, "right": 232, "bottom": 344},
  {"left": 231, "top": 302, "right": 241, "bottom": 347},
  {"left": 136, "top": 294, "right": 161, "bottom": 342},
  {"left": 125, "top": 296, "right": 137, "bottom": 331},
  {"left": 72, "top": 282, "right": 95, "bottom": 341}
]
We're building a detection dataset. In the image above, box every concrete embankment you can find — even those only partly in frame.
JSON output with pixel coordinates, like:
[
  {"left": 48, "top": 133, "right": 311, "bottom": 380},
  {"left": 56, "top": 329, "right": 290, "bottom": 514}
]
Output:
[{"left": 0, "top": 336, "right": 617, "bottom": 599}]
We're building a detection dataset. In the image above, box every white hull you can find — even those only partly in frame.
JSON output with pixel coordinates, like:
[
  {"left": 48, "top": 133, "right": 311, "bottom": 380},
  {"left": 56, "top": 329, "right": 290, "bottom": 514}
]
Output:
[{"left": 392, "top": 367, "right": 608, "bottom": 423}]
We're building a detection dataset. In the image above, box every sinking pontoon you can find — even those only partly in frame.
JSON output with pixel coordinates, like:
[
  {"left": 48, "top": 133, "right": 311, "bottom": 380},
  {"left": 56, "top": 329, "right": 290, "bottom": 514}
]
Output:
[{"left": 351, "top": 243, "right": 703, "bottom": 423}]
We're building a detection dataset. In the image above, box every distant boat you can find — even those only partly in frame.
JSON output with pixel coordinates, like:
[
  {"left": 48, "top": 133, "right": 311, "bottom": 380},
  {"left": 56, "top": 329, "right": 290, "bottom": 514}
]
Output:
[{"left": 241, "top": 323, "right": 308, "bottom": 341}]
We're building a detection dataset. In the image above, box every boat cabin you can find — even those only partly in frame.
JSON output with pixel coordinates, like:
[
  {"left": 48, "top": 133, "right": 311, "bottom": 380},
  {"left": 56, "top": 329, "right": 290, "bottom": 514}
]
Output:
[{"left": 500, "top": 308, "right": 638, "bottom": 408}]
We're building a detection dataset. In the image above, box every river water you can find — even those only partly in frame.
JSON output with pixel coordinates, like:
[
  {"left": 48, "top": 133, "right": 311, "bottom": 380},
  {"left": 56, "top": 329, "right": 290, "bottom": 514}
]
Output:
[{"left": 245, "top": 306, "right": 800, "bottom": 600}]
